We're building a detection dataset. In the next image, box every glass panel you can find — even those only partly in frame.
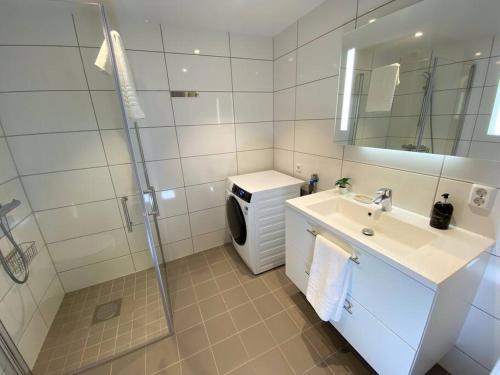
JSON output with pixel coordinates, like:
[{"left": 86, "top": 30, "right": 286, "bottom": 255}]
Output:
[{"left": 0, "top": 1, "right": 172, "bottom": 373}]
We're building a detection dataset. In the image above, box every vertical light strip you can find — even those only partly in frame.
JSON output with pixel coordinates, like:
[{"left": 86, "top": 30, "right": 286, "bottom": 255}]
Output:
[
  {"left": 340, "top": 48, "right": 356, "bottom": 131},
  {"left": 487, "top": 79, "right": 500, "bottom": 136}
]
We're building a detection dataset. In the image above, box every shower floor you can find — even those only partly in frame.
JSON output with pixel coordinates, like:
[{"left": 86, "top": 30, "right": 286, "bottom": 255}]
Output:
[{"left": 32, "top": 267, "right": 169, "bottom": 374}]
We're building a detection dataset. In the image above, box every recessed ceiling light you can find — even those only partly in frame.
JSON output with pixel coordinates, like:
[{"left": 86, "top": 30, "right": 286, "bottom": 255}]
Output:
[
  {"left": 181, "top": 68, "right": 188, "bottom": 73},
  {"left": 144, "top": 19, "right": 150, "bottom": 23},
  {"left": 474, "top": 51, "right": 482, "bottom": 57},
  {"left": 414, "top": 31, "right": 423, "bottom": 38},
  {"left": 194, "top": 49, "right": 200, "bottom": 54},
  {"left": 368, "top": 18, "right": 376, "bottom": 23}
]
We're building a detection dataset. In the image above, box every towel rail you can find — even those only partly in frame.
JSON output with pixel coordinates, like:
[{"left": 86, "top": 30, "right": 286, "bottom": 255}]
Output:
[{"left": 306, "top": 228, "right": 360, "bottom": 264}]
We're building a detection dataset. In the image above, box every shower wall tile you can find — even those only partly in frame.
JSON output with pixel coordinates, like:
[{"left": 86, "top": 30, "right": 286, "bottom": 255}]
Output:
[
  {"left": 157, "top": 214, "right": 192, "bottom": 244},
  {"left": 138, "top": 127, "right": 180, "bottom": 160},
  {"left": 165, "top": 54, "right": 232, "bottom": 91},
  {"left": 181, "top": 153, "right": 237, "bottom": 186},
  {"left": 156, "top": 189, "right": 189, "bottom": 219},
  {"left": 4, "top": 215, "right": 45, "bottom": 257},
  {"left": 274, "top": 22, "right": 298, "bottom": 59},
  {"left": 185, "top": 181, "right": 226, "bottom": 212},
  {"left": 36, "top": 199, "right": 122, "bottom": 243},
  {"left": 235, "top": 122, "right": 274, "bottom": 151},
  {"left": 127, "top": 51, "right": 170, "bottom": 90},
  {"left": 229, "top": 33, "right": 273, "bottom": 60},
  {"left": 237, "top": 149, "right": 274, "bottom": 174},
  {"left": 295, "top": 76, "right": 338, "bottom": 119},
  {"left": 26, "top": 248, "right": 56, "bottom": 304},
  {"left": 274, "top": 51, "right": 297, "bottom": 91},
  {"left": 114, "top": 20, "right": 163, "bottom": 52},
  {"left": 231, "top": 59, "right": 273, "bottom": 92},
  {"left": 0, "top": 92, "right": 97, "bottom": 135},
  {"left": 172, "top": 92, "right": 234, "bottom": 125},
  {"left": 48, "top": 228, "right": 129, "bottom": 272},
  {"left": 0, "top": 179, "right": 31, "bottom": 228},
  {"left": 109, "top": 164, "right": 141, "bottom": 197},
  {"left": 177, "top": 124, "right": 236, "bottom": 157},
  {"left": 80, "top": 47, "right": 115, "bottom": 90},
  {"left": 162, "top": 26, "right": 230, "bottom": 56},
  {"left": 0, "top": 46, "right": 87, "bottom": 91},
  {"left": 90, "top": 91, "right": 123, "bottom": 130},
  {"left": 22, "top": 167, "right": 115, "bottom": 211},
  {"left": 100, "top": 129, "right": 134, "bottom": 165},
  {"left": 189, "top": 206, "right": 226, "bottom": 236},
  {"left": 0, "top": 283, "right": 37, "bottom": 343},
  {"left": 193, "top": 229, "right": 227, "bottom": 253},
  {"left": 136, "top": 91, "right": 175, "bottom": 127},
  {"left": 17, "top": 310, "right": 48, "bottom": 369},
  {"left": 9, "top": 132, "right": 107, "bottom": 175},
  {"left": 163, "top": 238, "right": 194, "bottom": 262},
  {"left": 146, "top": 159, "right": 185, "bottom": 191},
  {"left": 273, "top": 87, "right": 296, "bottom": 121},
  {"left": 233, "top": 92, "right": 273, "bottom": 123},
  {"left": 38, "top": 276, "right": 64, "bottom": 328},
  {"left": 0, "top": 139, "right": 17, "bottom": 185}
]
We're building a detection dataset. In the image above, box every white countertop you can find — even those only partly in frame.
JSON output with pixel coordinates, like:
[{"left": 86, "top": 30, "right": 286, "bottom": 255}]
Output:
[{"left": 286, "top": 189, "right": 495, "bottom": 290}]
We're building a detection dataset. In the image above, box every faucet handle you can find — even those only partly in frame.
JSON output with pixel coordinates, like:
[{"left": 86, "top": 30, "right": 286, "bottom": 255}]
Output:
[{"left": 376, "top": 188, "right": 392, "bottom": 197}]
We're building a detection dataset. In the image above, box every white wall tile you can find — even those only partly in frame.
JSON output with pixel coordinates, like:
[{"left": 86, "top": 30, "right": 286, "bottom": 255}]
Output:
[
  {"left": 0, "top": 92, "right": 96, "bottom": 135},
  {"left": 274, "top": 87, "right": 296, "bottom": 121},
  {"left": 357, "top": 0, "right": 392, "bottom": 15},
  {"left": 181, "top": 153, "right": 237, "bottom": 186},
  {"left": 156, "top": 188, "right": 188, "bottom": 219},
  {"left": 442, "top": 156, "right": 500, "bottom": 188},
  {"left": 231, "top": 59, "right": 273, "bottom": 92},
  {"left": 26, "top": 248, "right": 56, "bottom": 304},
  {"left": 235, "top": 122, "right": 273, "bottom": 151},
  {"left": 296, "top": 76, "right": 338, "bottom": 119},
  {"left": 344, "top": 146, "right": 445, "bottom": 176},
  {"left": 162, "top": 26, "right": 229, "bottom": 56},
  {"left": 126, "top": 223, "right": 158, "bottom": 253},
  {"left": 146, "top": 159, "right": 185, "bottom": 190},
  {"left": 48, "top": 228, "right": 129, "bottom": 272},
  {"left": 136, "top": 91, "right": 175, "bottom": 127},
  {"left": 0, "top": 139, "right": 17, "bottom": 185},
  {"left": 166, "top": 54, "right": 231, "bottom": 91},
  {"left": 100, "top": 129, "right": 134, "bottom": 165},
  {"left": 274, "top": 121, "right": 295, "bottom": 150},
  {"left": 0, "top": 179, "right": 31, "bottom": 228},
  {"left": 72, "top": 3, "right": 103, "bottom": 48},
  {"left": 17, "top": 310, "right": 48, "bottom": 369},
  {"left": 177, "top": 124, "right": 236, "bottom": 157},
  {"left": 114, "top": 20, "right": 163, "bottom": 52},
  {"left": 80, "top": 47, "right": 114, "bottom": 90},
  {"left": 109, "top": 164, "right": 144, "bottom": 197},
  {"left": 297, "top": 28, "right": 342, "bottom": 84},
  {"left": 230, "top": 34, "right": 273, "bottom": 60},
  {"left": 172, "top": 92, "right": 234, "bottom": 125},
  {"left": 440, "top": 346, "right": 490, "bottom": 375},
  {"left": 138, "top": 127, "right": 180, "bottom": 160},
  {"left": 157, "top": 214, "right": 191, "bottom": 244},
  {"left": 342, "top": 161, "right": 438, "bottom": 215},
  {"left": 233, "top": 93, "right": 273, "bottom": 123},
  {"left": 38, "top": 277, "right": 64, "bottom": 327},
  {"left": 472, "top": 254, "right": 500, "bottom": 319},
  {"left": 127, "top": 51, "right": 170, "bottom": 90},
  {"left": 468, "top": 141, "right": 500, "bottom": 162},
  {"left": 9, "top": 132, "right": 106, "bottom": 175},
  {"left": 90, "top": 91, "right": 123, "bottom": 130},
  {"left": 131, "top": 250, "right": 154, "bottom": 272},
  {"left": 58, "top": 255, "right": 135, "bottom": 292},
  {"left": 456, "top": 306, "right": 500, "bottom": 370},
  {"left": 0, "top": 46, "right": 86, "bottom": 91},
  {"left": 22, "top": 168, "right": 115, "bottom": 211},
  {"left": 274, "top": 52, "right": 297, "bottom": 90},
  {"left": 274, "top": 22, "right": 298, "bottom": 59},
  {"left": 293, "top": 152, "right": 342, "bottom": 190},
  {"left": 6, "top": 215, "right": 44, "bottom": 258},
  {"left": 298, "top": 0, "right": 356, "bottom": 46},
  {"left": 274, "top": 149, "right": 294, "bottom": 175},
  {"left": 36, "top": 199, "right": 122, "bottom": 243},
  {"left": 185, "top": 181, "right": 226, "bottom": 213},
  {"left": 0, "top": 1, "right": 76, "bottom": 46},
  {"left": 163, "top": 239, "right": 194, "bottom": 261},
  {"left": 189, "top": 206, "right": 226, "bottom": 236},
  {"left": 0, "top": 283, "right": 36, "bottom": 342},
  {"left": 434, "top": 178, "right": 499, "bottom": 239},
  {"left": 237, "top": 149, "right": 274, "bottom": 174},
  {"left": 193, "top": 229, "right": 227, "bottom": 253},
  {"left": 295, "top": 120, "right": 343, "bottom": 158}
]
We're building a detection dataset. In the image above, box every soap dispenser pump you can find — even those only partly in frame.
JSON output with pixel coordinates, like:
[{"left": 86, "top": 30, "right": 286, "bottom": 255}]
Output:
[{"left": 430, "top": 193, "right": 454, "bottom": 230}]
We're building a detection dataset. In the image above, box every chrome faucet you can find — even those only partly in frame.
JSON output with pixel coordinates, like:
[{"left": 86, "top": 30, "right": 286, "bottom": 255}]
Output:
[{"left": 373, "top": 188, "right": 392, "bottom": 212}]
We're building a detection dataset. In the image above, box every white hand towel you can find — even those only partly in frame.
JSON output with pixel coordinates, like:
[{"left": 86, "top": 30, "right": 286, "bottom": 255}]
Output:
[
  {"left": 365, "top": 63, "right": 400, "bottom": 112},
  {"left": 94, "top": 31, "right": 145, "bottom": 120},
  {"left": 306, "top": 234, "right": 352, "bottom": 322}
]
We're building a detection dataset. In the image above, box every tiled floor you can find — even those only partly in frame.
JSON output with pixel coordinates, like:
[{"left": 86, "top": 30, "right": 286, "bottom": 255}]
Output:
[
  {"left": 33, "top": 268, "right": 169, "bottom": 374},
  {"left": 70, "top": 244, "right": 448, "bottom": 375}
]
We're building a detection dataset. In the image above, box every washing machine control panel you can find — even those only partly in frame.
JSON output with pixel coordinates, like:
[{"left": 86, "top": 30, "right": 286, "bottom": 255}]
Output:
[{"left": 232, "top": 184, "right": 252, "bottom": 203}]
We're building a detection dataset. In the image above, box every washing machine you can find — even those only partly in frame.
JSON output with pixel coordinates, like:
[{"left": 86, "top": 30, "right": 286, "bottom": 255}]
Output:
[{"left": 226, "top": 170, "right": 303, "bottom": 274}]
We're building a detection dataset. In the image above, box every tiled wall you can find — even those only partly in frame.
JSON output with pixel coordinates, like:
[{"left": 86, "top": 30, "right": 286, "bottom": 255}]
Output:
[
  {"left": 0, "top": 1, "right": 273, "bottom": 297},
  {"left": 272, "top": 0, "right": 499, "bottom": 373}
]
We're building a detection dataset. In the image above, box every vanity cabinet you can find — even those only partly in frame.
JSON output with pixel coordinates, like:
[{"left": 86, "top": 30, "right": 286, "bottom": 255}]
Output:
[{"left": 285, "top": 207, "right": 488, "bottom": 375}]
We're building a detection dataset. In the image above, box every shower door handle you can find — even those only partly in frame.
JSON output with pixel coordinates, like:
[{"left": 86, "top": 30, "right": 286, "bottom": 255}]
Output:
[
  {"left": 120, "top": 197, "right": 133, "bottom": 232},
  {"left": 145, "top": 188, "right": 159, "bottom": 216}
]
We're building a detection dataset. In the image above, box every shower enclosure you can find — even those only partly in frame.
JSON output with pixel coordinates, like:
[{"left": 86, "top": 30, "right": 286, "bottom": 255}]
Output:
[{"left": 0, "top": 0, "right": 174, "bottom": 373}]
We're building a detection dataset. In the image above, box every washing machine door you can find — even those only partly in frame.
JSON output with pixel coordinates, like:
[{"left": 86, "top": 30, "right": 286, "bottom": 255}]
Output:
[{"left": 226, "top": 195, "right": 247, "bottom": 245}]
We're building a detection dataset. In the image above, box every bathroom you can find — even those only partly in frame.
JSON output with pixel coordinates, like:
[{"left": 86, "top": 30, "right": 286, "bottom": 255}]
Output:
[{"left": 0, "top": 0, "right": 498, "bottom": 374}]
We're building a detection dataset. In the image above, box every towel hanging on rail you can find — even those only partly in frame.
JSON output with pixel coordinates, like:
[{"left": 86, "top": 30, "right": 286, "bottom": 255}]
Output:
[{"left": 95, "top": 31, "right": 145, "bottom": 120}]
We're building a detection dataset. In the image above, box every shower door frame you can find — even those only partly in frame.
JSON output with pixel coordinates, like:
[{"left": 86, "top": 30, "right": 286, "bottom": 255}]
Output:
[{"left": 97, "top": 3, "right": 175, "bottom": 333}]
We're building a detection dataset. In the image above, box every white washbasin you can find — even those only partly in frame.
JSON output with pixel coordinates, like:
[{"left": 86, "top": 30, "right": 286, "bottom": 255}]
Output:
[{"left": 305, "top": 197, "right": 438, "bottom": 256}]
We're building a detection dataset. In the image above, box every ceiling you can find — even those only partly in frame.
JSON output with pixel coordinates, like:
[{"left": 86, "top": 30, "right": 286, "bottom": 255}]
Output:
[{"left": 104, "top": 0, "right": 326, "bottom": 36}]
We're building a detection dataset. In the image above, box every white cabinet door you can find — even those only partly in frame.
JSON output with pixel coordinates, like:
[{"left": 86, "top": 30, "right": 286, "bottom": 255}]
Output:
[
  {"left": 285, "top": 208, "right": 314, "bottom": 294},
  {"left": 332, "top": 295, "right": 416, "bottom": 375}
]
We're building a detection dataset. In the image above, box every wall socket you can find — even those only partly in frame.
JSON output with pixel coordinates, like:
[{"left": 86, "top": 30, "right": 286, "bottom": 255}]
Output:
[
  {"left": 468, "top": 184, "right": 496, "bottom": 211},
  {"left": 295, "top": 163, "right": 303, "bottom": 174}
]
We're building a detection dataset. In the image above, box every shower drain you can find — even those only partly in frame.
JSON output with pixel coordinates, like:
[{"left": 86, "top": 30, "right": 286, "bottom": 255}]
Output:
[{"left": 92, "top": 299, "right": 122, "bottom": 324}]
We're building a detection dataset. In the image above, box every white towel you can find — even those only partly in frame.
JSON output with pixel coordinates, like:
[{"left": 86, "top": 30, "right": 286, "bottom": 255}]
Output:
[
  {"left": 95, "top": 31, "right": 145, "bottom": 120},
  {"left": 306, "top": 234, "right": 352, "bottom": 322},
  {"left": 365, "top": 63, "right": 400, "bottom": 112}
]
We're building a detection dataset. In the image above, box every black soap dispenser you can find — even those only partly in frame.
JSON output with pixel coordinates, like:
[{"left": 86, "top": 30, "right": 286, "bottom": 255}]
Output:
[{"left": 430, "top": 193, "right": 454, "bottom": 230}]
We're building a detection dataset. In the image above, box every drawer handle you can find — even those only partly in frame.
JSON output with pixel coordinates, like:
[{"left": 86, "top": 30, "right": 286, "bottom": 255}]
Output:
[{"left": 344, "top": 299, "right": 353, "bottom": 314}]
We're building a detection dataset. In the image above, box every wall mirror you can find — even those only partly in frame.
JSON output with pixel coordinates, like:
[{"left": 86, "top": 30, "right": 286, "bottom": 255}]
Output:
[{"left": 333, "top": 0, "right": 500, "bottom": 161}]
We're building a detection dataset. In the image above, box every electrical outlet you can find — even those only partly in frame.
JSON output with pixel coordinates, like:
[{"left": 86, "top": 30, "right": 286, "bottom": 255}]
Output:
[
  {"left": 295, "top": 163, "right": 303, "bottom": 174},
  {"left": 468, "top": 184, "right": 496, "bottom": 211}
]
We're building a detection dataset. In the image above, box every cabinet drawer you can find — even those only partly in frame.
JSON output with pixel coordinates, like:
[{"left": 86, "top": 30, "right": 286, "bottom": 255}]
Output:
[
  {"left": 348, "top": 247, "right": 434, "bottom": 349},
  {"left": 332, "top": 295, "right": 416, "bottom": 375}
]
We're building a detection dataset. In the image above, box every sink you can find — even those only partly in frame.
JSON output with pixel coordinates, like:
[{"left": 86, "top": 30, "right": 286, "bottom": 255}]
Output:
[{"left": 305, "top": 197, "right": 438, "bottom": 255}]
